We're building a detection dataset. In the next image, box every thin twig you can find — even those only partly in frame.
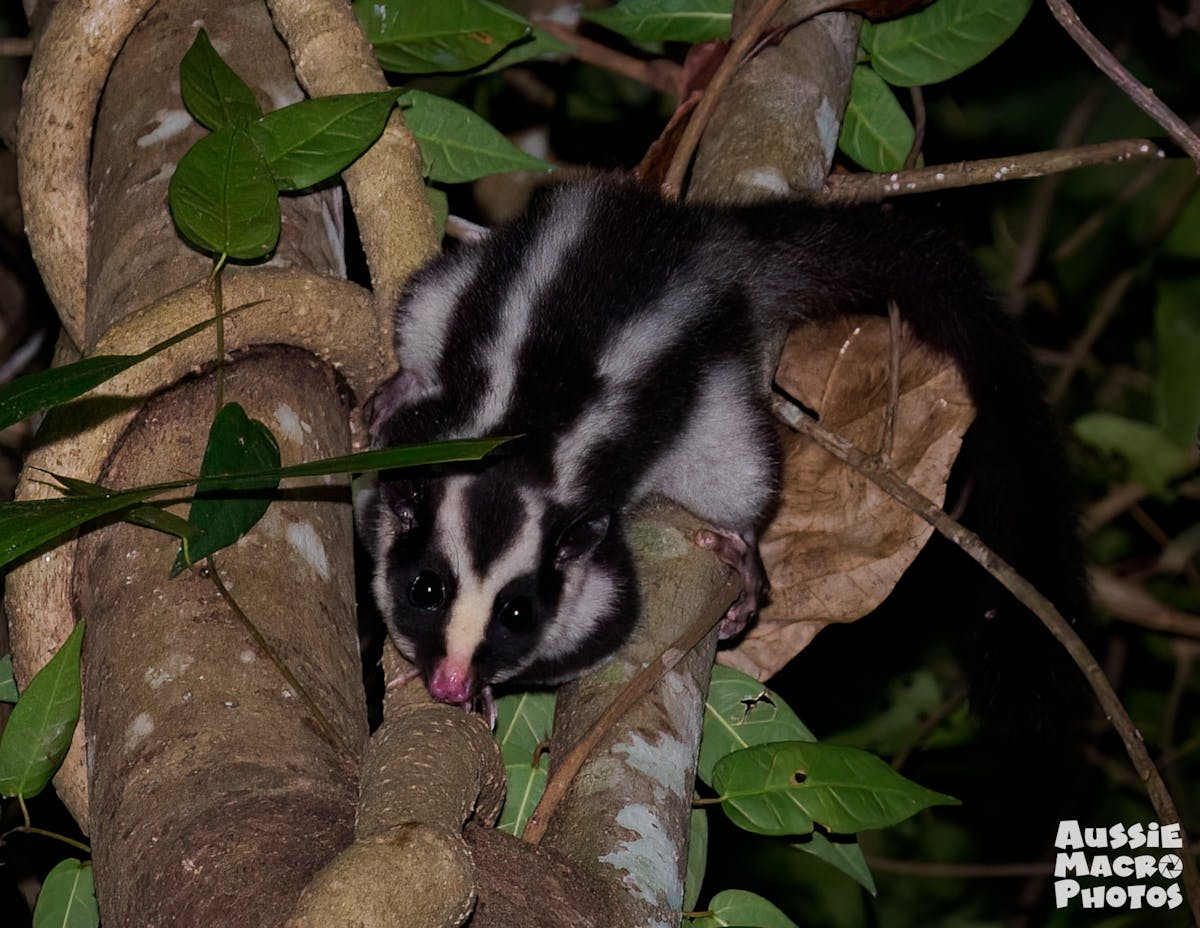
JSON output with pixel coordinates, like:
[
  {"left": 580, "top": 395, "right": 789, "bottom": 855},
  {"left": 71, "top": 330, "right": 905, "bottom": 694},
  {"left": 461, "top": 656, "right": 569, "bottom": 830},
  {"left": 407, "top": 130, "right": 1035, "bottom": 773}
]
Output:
[
  {"left": 208, "top": 257, "right": 228, "bottom": 414},
  {"left": 1047, "top": 267, "right": 1135, "bottom": 405},
  {"left": 537, "top": 20, "right": 681, "bottom": 96},
  {"left": 1052, "top": 161, "right": 1169, "bottom": 263},
  {"left": 822, "top": 138, "right": 1168, "bottom": 204},
  {"left": 1045, "top": 0, "right": 1200, "bottom": 168},
  {"left": 1081, "top": 482, "right": 1147, "bottom": 535},
  {"left": 890, "top": 685, "right": 968, "bottom": 771},
  {"left": 1161, "top": 642, "right": 1198, "bottom": 826},
  {"left": 1008, "top": 75, "right": 1109, "bottom": 316},
  {"left": 1089, "top": 568, "right": 1200, "bottom": 638},
  {"left": 0, "top": 37, "right": 33, "bottom": 57},
  {"left": 205, "top": 557, "right": 349, "bottom": 755},
  {"left": 880, "top": 300, "right": 902, "bottom": 464},
  {"left": 662, "top": 0, "right": 846, "bottom": 198},
  {"left": 770, "top": 394, "right": 1200, "bottom": 924},
  {"left": 522, "top": 586, "right": 735, "bottom": 844}
]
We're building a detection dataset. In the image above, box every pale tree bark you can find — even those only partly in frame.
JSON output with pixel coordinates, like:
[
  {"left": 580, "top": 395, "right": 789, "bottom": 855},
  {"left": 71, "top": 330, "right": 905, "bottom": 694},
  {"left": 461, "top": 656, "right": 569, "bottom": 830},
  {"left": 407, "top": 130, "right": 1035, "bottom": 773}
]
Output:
[
  {"left": 6, "top": 0, "right": 861, "bottom": 925},
  {"left": 528, "top": 2, "right": 862, "bottom": 924},
  {"left": 8, "top": 0, "right": 430, "bottom": 923}
]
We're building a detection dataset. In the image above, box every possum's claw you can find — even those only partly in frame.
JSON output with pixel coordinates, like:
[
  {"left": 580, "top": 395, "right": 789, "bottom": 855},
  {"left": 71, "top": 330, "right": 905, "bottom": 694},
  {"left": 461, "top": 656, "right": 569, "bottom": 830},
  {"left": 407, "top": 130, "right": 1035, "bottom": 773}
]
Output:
[{"left": 696, "top": 528, "right": 768, "bottom": 639}]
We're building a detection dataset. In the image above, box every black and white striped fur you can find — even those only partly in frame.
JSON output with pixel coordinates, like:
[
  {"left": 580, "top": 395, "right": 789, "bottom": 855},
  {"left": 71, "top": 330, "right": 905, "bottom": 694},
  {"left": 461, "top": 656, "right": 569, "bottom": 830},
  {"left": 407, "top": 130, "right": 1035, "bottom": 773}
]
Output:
[{"left": 360, "top": 176, "right": 1083, "bottom": 712}]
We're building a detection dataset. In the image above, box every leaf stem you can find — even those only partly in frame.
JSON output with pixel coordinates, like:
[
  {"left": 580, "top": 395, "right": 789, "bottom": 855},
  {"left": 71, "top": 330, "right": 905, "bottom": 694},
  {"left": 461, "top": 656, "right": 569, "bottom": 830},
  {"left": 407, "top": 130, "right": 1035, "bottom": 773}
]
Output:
[
  {"left": 209, "top": 255, "right": 228, "bottom": 412},
  {"left": 6, "top": 825, "right": 93, "bottom": 854}
]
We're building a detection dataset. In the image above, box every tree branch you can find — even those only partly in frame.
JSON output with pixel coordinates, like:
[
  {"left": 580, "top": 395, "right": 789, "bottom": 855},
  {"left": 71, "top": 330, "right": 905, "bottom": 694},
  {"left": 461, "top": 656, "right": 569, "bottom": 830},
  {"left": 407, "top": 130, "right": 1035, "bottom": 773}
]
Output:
[
  {"left": 821, "top": 138, "right": 1169, "bottom": 203},
  {"left": 770, "top": 394, "right": 1200, "bottom": 925},
  {"left": 1045, "top": 0, "right": 1200, "bottom": 168}
]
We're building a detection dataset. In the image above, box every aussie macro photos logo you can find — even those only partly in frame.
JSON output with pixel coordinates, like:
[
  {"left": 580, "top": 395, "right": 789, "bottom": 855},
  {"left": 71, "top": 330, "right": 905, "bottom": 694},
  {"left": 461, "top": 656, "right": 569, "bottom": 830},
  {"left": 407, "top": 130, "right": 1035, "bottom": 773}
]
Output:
[{"left": 1054, "top": 820, "right": 1185, "bottom": 910}]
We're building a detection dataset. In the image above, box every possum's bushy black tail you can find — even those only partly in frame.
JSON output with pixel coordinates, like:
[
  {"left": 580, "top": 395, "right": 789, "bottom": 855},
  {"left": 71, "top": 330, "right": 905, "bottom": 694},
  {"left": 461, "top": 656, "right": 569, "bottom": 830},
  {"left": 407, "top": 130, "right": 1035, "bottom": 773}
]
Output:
[{"left": 737, "top": 200, "right": 1089, "bottom": 739}]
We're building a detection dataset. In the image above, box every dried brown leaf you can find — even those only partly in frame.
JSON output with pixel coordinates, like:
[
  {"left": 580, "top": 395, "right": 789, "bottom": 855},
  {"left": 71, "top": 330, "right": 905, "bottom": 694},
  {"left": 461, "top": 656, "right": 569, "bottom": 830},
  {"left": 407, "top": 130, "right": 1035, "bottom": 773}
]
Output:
[{"left": 719, "top": 314, "right": 974, "bottom": 680}]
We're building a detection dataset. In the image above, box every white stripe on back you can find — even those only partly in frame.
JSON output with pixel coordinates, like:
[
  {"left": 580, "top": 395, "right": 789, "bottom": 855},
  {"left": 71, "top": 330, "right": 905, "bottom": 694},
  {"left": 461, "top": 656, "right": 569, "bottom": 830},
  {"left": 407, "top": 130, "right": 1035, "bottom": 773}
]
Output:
[
  {"left": 395, "top": 249, "right": 484, "bottom": 391},
  {"left": 552, "top": 275, "right": 706, "bottom": 505},
  {"left": 465, "top": 191, "right": 590, "bottom": 436}
]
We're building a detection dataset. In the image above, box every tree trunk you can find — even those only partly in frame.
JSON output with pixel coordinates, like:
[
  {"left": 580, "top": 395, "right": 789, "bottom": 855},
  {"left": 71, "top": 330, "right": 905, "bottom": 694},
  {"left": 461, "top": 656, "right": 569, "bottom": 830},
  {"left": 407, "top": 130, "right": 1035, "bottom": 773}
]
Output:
[
  {"left": 7, "top": 0, "right": 860, "bottom": 923},
  {"left": 8, "top": 0, "right": 432, "bottom": 923}
]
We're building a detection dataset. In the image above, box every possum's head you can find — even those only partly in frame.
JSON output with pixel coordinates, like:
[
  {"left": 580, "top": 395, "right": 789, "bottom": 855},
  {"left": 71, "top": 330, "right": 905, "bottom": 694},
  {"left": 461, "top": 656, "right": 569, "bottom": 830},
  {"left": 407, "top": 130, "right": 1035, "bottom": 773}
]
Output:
[{"left": 364, "top": 463, "right": 638, "bottom": 706}]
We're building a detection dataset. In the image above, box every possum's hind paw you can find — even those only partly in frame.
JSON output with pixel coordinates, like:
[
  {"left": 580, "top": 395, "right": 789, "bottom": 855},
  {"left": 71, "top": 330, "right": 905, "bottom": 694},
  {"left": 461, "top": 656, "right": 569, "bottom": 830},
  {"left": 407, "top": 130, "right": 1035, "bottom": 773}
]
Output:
[{"left": 695, "top": 527, "right": 768, "bottom": 639}]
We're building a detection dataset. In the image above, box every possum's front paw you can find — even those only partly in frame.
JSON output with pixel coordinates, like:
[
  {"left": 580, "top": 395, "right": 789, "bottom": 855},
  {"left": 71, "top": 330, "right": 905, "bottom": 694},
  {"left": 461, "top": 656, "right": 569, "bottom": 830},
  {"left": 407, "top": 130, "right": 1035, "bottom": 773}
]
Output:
[{"left": 695, "top": 527, "right": 768, "bottom": 639}]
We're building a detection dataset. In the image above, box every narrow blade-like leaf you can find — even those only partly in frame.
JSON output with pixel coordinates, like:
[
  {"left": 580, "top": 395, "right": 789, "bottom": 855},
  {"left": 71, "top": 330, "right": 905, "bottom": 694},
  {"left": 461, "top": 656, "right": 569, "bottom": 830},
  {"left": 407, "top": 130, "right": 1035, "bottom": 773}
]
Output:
[
  {"left": 0, "top": 306, "right": 264, "bottom": 432},
  {"left": 0, "top": 438, "right": 507, "bottom": 572}
]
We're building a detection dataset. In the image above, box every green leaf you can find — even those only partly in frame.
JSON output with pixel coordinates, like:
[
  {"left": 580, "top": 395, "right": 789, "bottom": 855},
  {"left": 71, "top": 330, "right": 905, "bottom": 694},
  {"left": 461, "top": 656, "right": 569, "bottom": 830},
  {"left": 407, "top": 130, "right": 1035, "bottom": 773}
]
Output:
[
  {"left": 51, "top": 476, "right": 203, "bottom": 544},
  {"left": 712, "top": 741, "right": 958, "bottom": 836},
  {"left": 180, "top": 28, "right": 261, "bottom": 130},
  {"left": 0, "top": 310, "right": 236, "bottom": 432},
  {"left": 494, "top": 690, "right": 555, "bottom": 835},
  {"left": 399, "top": 89, "right": 552, "bottom": 183},
  {"left": 33, "top": 859, "right": 99, "bottom": 928},
  {"left": 0, "top": 491, "right": 167, "bottom": 572},
  {"left": 584, "top": 0, "right": 732, "bottom": 43},
  {"left": 474, "top": 27, "right": 572, "bottom": 75},
  {"left": 1073, "top": 413, "right": 1194, "bottom": 496},
  {"left": 1155, "top": 281, "right": 1200, "bottom": 450},
  {"left": 172, "top": 403, "right": 281, "bottom": 574},
  {"left": 861, "top": 0, "right": 1033, "bottom": 87},
  {"left": 168, "top": 125, "right": 280, "bottom": 260},
  {"left": 683, "top": 808, "right": 708, "bottom": 913},
  {"left": 698, "top": 665, "right": 815, "bottom": 786},
  {"left": 838, "top": 66, "right": 915, "bottom": 173},
  {"left": 1163, "top": 186, "right": 1200, "bottom": 260},
  {"left": 0, "top": 438, "right": 506, "bottom": 572},
  {"left": 124, "top": 505, "right": 203, "bottom": 541},
  {"left": 792, "top": 832, "right": 876, "bottom": 895},
  {"left": 691, "top": 889, "right": 798, "bottom": 928},
  {"left": 0, "top": 655, "right": 17, "bottom": 703},
  {"left": 0, "top": 622, "right": 84, "bottom": 798},
  {"left": 354, "top": 0, "right": 531, "bottom": 74},
  {"left": 249, "top": 91, "right": 402, "bottom": 191}
]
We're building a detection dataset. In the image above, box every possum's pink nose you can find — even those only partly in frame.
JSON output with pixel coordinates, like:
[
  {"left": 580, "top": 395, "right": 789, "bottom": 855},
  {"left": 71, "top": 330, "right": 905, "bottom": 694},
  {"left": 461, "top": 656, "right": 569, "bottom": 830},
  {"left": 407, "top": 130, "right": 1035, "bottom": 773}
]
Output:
[{"left": 428, "top": 656, "right": 475, "bottom": 705}]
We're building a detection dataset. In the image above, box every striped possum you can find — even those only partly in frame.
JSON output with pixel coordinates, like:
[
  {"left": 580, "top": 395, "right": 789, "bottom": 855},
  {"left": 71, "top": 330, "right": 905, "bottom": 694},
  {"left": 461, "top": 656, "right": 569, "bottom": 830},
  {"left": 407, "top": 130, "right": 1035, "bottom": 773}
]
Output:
[{"left": 359, "top": 177, "right": 1083, "bottom": 711}]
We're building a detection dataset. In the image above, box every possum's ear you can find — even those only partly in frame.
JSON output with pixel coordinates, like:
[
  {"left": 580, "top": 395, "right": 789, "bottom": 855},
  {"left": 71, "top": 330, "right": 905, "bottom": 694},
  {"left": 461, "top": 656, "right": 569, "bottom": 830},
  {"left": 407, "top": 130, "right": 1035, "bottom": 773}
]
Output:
[
  {"left": 364, "top": 369, "right": 429, "bottom": 439},
  {"left": 381, "top": 480, "right": 420, "bottom": 534},
  {"left": 555, "top": 512, "right": 611, "bottom": 564}
]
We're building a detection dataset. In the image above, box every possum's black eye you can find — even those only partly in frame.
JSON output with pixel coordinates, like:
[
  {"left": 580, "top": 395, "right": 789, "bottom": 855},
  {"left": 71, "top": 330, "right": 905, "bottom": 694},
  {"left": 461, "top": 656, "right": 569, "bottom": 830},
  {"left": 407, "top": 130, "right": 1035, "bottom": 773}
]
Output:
[
  {"left": 497, "top": 596, "right": 535, "bottom": 632},
  {"left": 408, "top": 571, "right": 445, "bottom": 610}
]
